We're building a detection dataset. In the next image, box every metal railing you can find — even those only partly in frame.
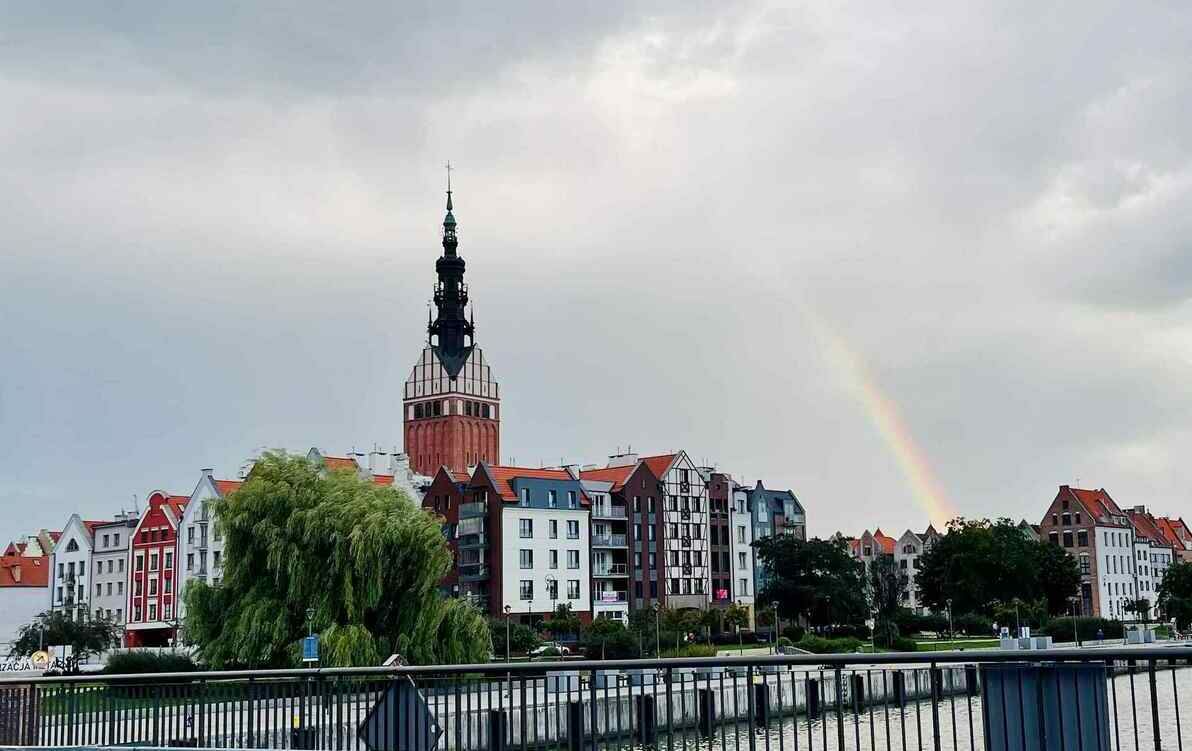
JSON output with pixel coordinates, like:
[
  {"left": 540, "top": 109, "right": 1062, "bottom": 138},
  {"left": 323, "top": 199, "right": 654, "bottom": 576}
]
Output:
[
  {"left": 592, "top": 563, "right": 629, "bottom": 576},
  {"left": 458, "top": 502, "right": 487, "bottom": 518},
  {"left": 0, "top": 646, "right": 1188, "bottom": 750},
  {"left": 592, "top": 506, "right": 628, "bottom": 519},
  {"left": 591, "top": 534, "right": 627, "bottom": 548},
  {"left": 592, "top": 590, "right": 628, "bottom": 603}
]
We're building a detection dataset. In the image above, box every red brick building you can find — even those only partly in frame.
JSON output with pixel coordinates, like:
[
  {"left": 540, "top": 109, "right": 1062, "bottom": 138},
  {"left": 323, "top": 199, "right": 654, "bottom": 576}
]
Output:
[
  {"left": 403, "top": 186, "right": 500, "bottom": 476},
  {"left": 125, "top": 491, "right": 187, "bottom": 647}
]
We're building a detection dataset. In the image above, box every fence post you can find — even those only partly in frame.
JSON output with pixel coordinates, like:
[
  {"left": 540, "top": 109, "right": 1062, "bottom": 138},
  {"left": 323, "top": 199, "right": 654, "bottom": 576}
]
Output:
[
  {"left": 634, "top": 694, "right": 657, "bottom": 746},
  {"left": 568, "top": 700, "right": 584, "bottom": 751},
  {"left": 488, "top": 708, "right": 508, "bottom": 751},
  {"left": 1148, "top": 660, "right": 1161, "bottom": 751},
  {"left": 806, "top": 678, "right": 820, "bottom": 719},
  {"left": 698, "top": 688, "right": 716, "bottom": 738},
  {"left": 754, "top": 682, "right": 770, "bottom": 726},
  {"left": 964, "top": 665, "right": 979, "bottom": 697},
  {"left": 851, "top": 673, "right": 866, "bottom": 711}
]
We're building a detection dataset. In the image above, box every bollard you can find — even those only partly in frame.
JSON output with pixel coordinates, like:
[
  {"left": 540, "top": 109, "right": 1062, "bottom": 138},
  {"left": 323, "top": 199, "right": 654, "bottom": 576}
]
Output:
[
  {"left": 634, "top": 694, "right": 657, "bottom": 746},
  {"left": 892, "top": 672, "right": 906, "bottom": 706},
  {"left": 807, "top": 678, "right": 821, "bottom": 719},
  {"left": 567, "top": 700, "right": 584, "bottom": 751},
  {"left": 851, "top": 673, "right": 866, "bottom": 710},
  {"left": 965, "top": 665, "right": 979, "bottom": 697},
  {"left": 753, "top": 683, "right": 770, "bottom": 726},
  {"left": 489, "top": 709, "right": 509, "bottom": 751},
  {"left": 698, "top": 688, "right": 716, "bottom": 738}
]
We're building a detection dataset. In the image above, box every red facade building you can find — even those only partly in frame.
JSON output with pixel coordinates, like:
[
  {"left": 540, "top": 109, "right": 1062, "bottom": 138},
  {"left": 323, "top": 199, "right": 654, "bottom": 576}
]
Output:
[{"left": 125, "top": 491, "right": 187, "bottom": 647}]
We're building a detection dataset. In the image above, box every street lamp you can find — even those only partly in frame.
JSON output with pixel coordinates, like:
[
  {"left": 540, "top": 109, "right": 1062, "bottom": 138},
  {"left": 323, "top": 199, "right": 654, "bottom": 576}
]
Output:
[
  {"left": 305, "top": 607, "right": 315, "bottom": 638},
  {"left": 946, "top": 599, "right": 954, "bottom": 639},
  {"left": 771, "top": 601, "right": 779, "bottom": 654},
  {"left": 653, "top": 603, "right": 661, "bottom": 657},
  {"left": 503, "top": 605, "right": 512, "bottom": 662},
  {"left": 1069, "top": 598, "right": 1081, "bottom": 647}
]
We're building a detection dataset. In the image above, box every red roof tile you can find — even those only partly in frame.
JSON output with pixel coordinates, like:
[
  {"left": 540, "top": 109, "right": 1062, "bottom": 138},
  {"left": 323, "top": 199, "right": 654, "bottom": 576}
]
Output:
[
  {"left": 0, "top": 549, "right": 48, "bottom": 588},
  {"left": 322, "top": 456, "right": 360, "bottom": 472},
  {"left": 371, "top": 474, "right": 394, "bottom": 486},
  {"left": 1126, "top": 509, "right": 1170, "bottom": 547},
  {"left": 82, "top": 520, "right": 111, "bottom": 535},
  {"left": 873, "top": 530, "right": 896, "bottom": 554},
  {"left": 641, "top": 454, "right": 677, "bottom": 479},
  {"left": 1067, "top": 487, "right": 1124, "bottom": 521},
  {"left": 214, "top": 479, "right": 243, "bottom": 496},
  {"left": 579, "top": 465, "right": 636, "bottom": 491},
  {"left": 450, "top": 471, "right": 471, "bottom": 483},
  {"left": 479, "top": 465, "right": 588, "bottom": 504}
]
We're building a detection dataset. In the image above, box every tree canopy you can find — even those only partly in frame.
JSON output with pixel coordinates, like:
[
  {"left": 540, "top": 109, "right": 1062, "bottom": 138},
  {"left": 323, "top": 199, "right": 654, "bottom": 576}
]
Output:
[
  {"left": 183, "top": 452, "right": 489, "bottom": 668},
  {"left": 869, "top": 555, "right": 905, "bottom": 645},
  {"left": 915, "top": 518, "right": 1080, "bottom": 617},
  {"left": 754, "top": 537, "right": 868, "bottom": 627},
  {"left": 1158, "top": 560, "right": 1192, "bottom": 629},
  {"left": 12, "top": 610, "right": 121, "bottom": 663}
]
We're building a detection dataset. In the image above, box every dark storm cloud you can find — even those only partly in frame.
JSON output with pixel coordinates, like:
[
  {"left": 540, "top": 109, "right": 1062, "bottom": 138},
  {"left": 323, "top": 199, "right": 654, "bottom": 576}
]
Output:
[{"left": 2, "top": 1, "right": 1191, "bottom": 540}]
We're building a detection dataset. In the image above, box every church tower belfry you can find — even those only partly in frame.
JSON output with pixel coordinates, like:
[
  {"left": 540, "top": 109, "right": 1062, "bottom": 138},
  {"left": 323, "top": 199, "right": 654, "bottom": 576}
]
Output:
[{"left": 403, "top": 171, "right": 501, "bottom": 476}]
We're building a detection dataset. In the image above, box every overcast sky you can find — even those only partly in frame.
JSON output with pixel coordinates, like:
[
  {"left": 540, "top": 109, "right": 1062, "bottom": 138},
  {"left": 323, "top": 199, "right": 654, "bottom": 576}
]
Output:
[{"left": 2, "top": 1, "right": 1190, "bottom": 539}]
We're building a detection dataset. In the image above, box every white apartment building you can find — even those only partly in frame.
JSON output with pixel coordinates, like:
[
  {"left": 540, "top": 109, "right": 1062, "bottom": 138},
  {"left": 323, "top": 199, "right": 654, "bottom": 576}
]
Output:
[
  {"left": 582, "top": 478, "right": 629, "bottom": 623},
  {"left": 91, "top": 513, "right": 137, "bottom": 626},
  {"left": 729, "top": 485, "right": 755, "bottom": 610},
  {"left": 177, "top": 470, "right": 243, "bottom": 614},
  {"left": 893, "top": 527, "right": 940, "bottom": 614},
  {"left": 49, "top": 515, "right": 101, "bottom": 619},
  {"left": 1098, "top": 524, "right": 1137, "bottom": 619}
]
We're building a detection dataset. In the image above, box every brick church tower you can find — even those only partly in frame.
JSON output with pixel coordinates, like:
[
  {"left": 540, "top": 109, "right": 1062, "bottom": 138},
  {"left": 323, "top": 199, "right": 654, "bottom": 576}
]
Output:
[{"left": 402, "top": 178, "right": 500, "bottom": 476}]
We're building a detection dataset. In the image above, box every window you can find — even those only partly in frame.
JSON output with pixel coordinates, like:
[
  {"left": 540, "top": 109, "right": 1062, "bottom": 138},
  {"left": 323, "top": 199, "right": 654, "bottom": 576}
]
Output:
[
  {"left": 1049, "top": 531, "right": 1059, "bottom": 545},
  {"left": 647, "top": 498, "right": 655, "bottom": 514},
  {"left": 520, "top": 550, "right": 533, "bottom": 569},
  {"left": 648, "top": 526, "right": 655, "bottom": 541},
  {"left": 693, "top": 551, "right": 702, "bottom": 567},
  {"left": 634, "top": 552, "right": 642, "bottom": 569},
  {"left": 633, "top": 496, "right": 640, "bottom": 513},
  {"left": 737, "top": 526, "right": 746, "bottom": 543},
  {"left": 1061, "top": 513, "right": 1071, "bottom": 526},
  {"left": 118, "top": 582, "right": 123, "bottom": 595},
  {"left": 213, "top": 551, "right": 221, "bottom": 568},
  {"left": 150, "top": 552, "right": 159, "bottom": 570},
  {"left": 188, "top": 527, "right": 195, "bottom": 545},
  {"left": 164, "top": 551, "right": 173, "bottom": 570},
  {"left": 567, "top": 520, "right": 579, "bottom": 539},
  {"left": 519, "top": 519, "right": 533, "bottom": 538},
  {"left": 149, "top": 578, "right": 158, "bottom": 596},
  {"left": 739, "top": 578, "right": 749, "bottom": 595},
  {"left": 549, "top": 520, "right": 558, "bottom": 539},
  {"left": 164, "top": 603, "right": 172, "bottom": 620},
  {"left": 648, "top": 552, "right": 656, "bottom": 568},
  {"left": 546, "top": 578, "right": 558, "bottom": 599},
  {"left": 568, "top": 580, "right": 580, "bottom": 599},
  {"left": 567, "top": 491, "right": 577, "bottom": 509},
  {"left": 549, "top": 550, "right": 558, "bottom": 569},
  {"left": 114, "top": 533, "right": 120, "bottom": 547},
  {"left": 520, "top": 488, "right": 530, "bottom": 507},
  {"left": 670, "top": 578, "right": 680, "bottom": 595},
  {"left": 57, "top": 562, "right": 63, "bottom": 579},
  {"left": 519, "top": 581, "right": 533, "bottom": 601},
  {"left": 135, "top": 554, "right": 144, "bottom": 572},
  {"left": 96, "top": 582, "right": 102, "bottom": 596},
  {"left": 118, "top": 558, "right": 125, "bottom": 573},
  {"left": 102, "top": 534, "right": 110, "bottom": 547},
  {"left": 669, "top": 523, "right": 679, "bottom": 538},
  {"left": 187, "top": 554, "right": 194, "bottom": 571},
  {"left": 134, "top": 606, "right": 142, "bottom": 622},
  {"left": 567, "top": 550, "right": 580, "bottom": 569},
  {"left": 1062, "top": 531, "right": 1073, "bottom": 548},
  {"left": 148, "top": 603, "right": 157, "bottom": 621},
  {"left": 1077, "top": 530, "right": 1089, "bottom": 547},
  {"left": 106, "top": 582, "right": 112, "bottom": 596},
  {"left": 548, "top": 490, "right": 557, "bottom": 508},
  {"left": 670, "top": 551, "right": 679, "bottom": 566}
]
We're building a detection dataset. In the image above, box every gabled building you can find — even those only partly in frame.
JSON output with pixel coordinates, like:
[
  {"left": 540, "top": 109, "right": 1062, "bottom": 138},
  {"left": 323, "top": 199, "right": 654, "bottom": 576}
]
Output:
[
  {"left": 706, "top": 471, "right": 754, "bottom": 623},
  {"left": 460, "top": 464, "right": 590, "bottom": 623},
  {"left": 893, "top": 526, "right": 940, "bottom": 614},
  {"left": 576, "top": 475, "right": 629, "bottom": 624},
  {"left": 580, "top": 457, "right": 655, "bottom": 611},
  {"left": 91, "top": 512, "right": 138, "bottom": 627},
  {"left": 48, "top": 515, "right": 109, "bottom": 620},
  {"left": 749, "top": 482, "right": 806, "bottom": 596},
  {"left": 0, "top": 537, "right": 53, "bottom": 656},
  {"left": 1156, "top": 517, "right": 1192, "bottom": 563},
  {"left": 422, "top": 466, "right": 472, "bottom": 599},
  {"left": 1039, "top": 485, "right": 1135, "bottom": 618},
  {"left": 638, "top": 452, "right": 710, "bottom": 611},
  {"left": 1124, "top": 506, "right": 1176, "bottom": 619},
  {"left": 125, "top": 491, "right": 187, "bottom": 647},
  {"left": 308, "top": 448, "right": 431, "bottom": 502},
  {"left": 176, "top": 469, "right": 243, "bottom": 617}
]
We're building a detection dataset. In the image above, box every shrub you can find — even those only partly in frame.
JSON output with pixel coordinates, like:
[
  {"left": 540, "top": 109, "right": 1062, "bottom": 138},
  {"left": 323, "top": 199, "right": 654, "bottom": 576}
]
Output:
[
  {"left": 488, "top": 618, "right": 539, "bottom": 657},
  {"left": 711, "top": 630, "right": 757, "bottom": 645},
  {"left": 895, "top": 610, "right": 949, "bottom": 636},
  {"left": 890, "top": 637, "right": 919, "bottom": 652},
  {"left": 660, "top": 644, "right": 718, "bottom": 658},
  {"left": 796, "top": 635, "right": 864, "bottom": 654},
  {"left": 776, "top": 636, "right": 794, "bottom": 649},
  {"left": 105, "top": 651, "right": 198, "bottom": 675},
  {"left": 1041, "top": 617, "right": 1124, "bottom": 643},
  {"left": 954, "top": 614, "right": 994, "bottom": 636},
  {"left": 781, "top": 625, "right": 805, "bottom": 643},
  {"left": 826, "top": 624, "right": 867, "bottom": 639},
  {"left": 873, "top": 622, "right": 901, "bottom": 648}
]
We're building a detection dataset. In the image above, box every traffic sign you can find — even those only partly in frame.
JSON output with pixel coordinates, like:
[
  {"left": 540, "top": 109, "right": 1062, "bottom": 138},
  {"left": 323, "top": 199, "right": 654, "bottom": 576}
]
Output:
[
  {"left": 302, "top": 636, "right": 319, "bottom": 663},
  {"left": 358, "top": 678, "right": 441, "bottom": 751}
]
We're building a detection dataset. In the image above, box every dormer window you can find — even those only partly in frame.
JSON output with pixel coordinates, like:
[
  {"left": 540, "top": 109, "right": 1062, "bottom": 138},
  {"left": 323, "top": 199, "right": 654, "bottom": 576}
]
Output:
[{"left": 520, "top": 488, "right": 530, "bottom": 507}]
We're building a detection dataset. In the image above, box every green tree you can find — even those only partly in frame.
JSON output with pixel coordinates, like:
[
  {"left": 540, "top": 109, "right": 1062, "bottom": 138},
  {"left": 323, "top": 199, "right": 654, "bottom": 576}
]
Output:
[
  {"left": 723, "top": 602, "right": 750, "bottom": 652},
  {"left": 1122, "top": 598, "right": 1151, "bottom": 622},
  {"left": 1157, "top": 560, "right": 1192, "bottom": 630},
  {"left": 488, "top": 618, "right": 539, "bottom": 657},
  {"left": 868, "top": 556, "right": 905, "bottom": 646},
  {"left": 916, "top": 518, "right": 1079, "bottom": 617},
  {"left": 183, "top": 452, "right": 489, "bottom": 667},
  {"left": 12, "top": 611, "right": 122, "bottom": 664},
  {"left": 755, "top": 537, "right": 868, "bottom": 628},
  {"left": 697, "top": 608, "right": 720, "bottom": 644},
  {"left": 545, "top": 603, "right": 581, "bottom": 640}
]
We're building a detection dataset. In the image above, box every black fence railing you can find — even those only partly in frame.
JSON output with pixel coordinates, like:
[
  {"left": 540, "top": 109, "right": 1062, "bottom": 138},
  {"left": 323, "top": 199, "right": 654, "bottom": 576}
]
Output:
[{"left": 0, "top": 646, "right": 1188, "bottom": 751}]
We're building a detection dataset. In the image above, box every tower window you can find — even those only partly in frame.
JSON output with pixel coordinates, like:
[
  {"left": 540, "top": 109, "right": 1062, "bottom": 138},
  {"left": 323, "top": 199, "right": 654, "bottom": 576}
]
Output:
[
  {"left": 482, "top": 404, "right": 491, "bottom": 419},
  {"left": 432, "top": 400, "right": 442, "bottom": 417},
  {"left": 415, "top": 404, "right": 424, "bottom": 419}
]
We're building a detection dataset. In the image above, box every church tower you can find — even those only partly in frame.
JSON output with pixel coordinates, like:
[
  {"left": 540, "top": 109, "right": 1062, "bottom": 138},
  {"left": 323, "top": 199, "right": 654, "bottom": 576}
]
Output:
[{"left": 403, "top": 176, "right": 500, "bottom": 476}]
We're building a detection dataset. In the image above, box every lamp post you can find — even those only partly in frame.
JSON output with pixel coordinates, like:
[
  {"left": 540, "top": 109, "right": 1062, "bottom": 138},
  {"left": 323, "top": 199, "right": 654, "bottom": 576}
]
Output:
[
  {"left": 946, "top": 598, "right": 954, "bottom": 639},
  {"left": 1069, "top": 598, "right": 1081, "bottom": 647},
  {"left": 503, "top": 605, "right": 512, "bottom": 662},
  {"left": 653, "top": 603, "right": 661, "bottom": 657},
  {"left": 825, "top": 594, "right": 832, "bottom": 633},
  {"left": 771, "top": 601, "right": 780, "bottom": 654}
]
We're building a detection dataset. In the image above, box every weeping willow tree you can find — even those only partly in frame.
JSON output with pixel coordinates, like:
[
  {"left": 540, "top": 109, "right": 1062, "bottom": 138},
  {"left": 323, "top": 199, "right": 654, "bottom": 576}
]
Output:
[{"left": 183, "top": 452, "right": 490, "bottom": 668}]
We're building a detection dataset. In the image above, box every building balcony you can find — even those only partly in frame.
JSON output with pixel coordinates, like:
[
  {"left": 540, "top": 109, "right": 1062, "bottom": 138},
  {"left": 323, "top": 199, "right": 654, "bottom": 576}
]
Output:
[
  {"left": 593, "top": 590, "right": 628, "bottom": 605},
  {"left": 458, "top": 534, "right": 488, "bottom": 549},
  {"left": 592, "top": 534, "right": 627, "bottom": 548},
  {"left": 593, "top": 563, "right": 629, "bottom": 577},
  {"left": 592, "top": 506, "right": 627, "bottom": 520},
  {"left": 459, "top": 502, "right": 487, "bottom": 518},
  {"left": 460, "top": 565, "right": 490, "bottom": 581}
]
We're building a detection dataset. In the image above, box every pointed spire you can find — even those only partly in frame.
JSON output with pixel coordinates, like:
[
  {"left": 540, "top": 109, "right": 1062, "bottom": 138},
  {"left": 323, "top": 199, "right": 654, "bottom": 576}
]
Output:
[{"left": 445, "top": 161, "right": 454, "bottom": 211}]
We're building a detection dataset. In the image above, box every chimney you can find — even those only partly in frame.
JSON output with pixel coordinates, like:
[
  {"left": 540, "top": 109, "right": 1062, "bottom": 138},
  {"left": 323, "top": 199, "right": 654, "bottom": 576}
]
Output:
[
  {"left": 390, "top": 453, "right": 410, "bottom": 478},
  {"left": 201, "top": 468, "right": 214, "bottom": 478}
]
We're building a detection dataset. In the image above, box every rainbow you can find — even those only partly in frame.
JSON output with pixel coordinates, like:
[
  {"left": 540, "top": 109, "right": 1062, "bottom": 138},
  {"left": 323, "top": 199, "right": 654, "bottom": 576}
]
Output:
[{"left": 809, "top": 313, "right": 958, "bottom": 527}]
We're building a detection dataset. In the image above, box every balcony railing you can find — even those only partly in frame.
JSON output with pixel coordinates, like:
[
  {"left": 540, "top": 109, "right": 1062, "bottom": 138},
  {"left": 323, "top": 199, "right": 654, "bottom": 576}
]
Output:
[
  {"left": 593, "top": 590, "right": 628, "bottom": 603},
  {"left": 459, "top": 502, "right": 487, "bottom": 518},
  {"left": 457, "top": 534, "right": 488, "bottom": 548},
  {"left": 459, "top": 565, "right": 490, "bottom": 581},
  {"left": 592, "top": 506, "right": 627, "bottom": 519},
  {"left": 593, "top": 563, "right": 629, "bottom": 577},
  {"left": 591, "top": 533, "right": 627, "bottom": 547}
]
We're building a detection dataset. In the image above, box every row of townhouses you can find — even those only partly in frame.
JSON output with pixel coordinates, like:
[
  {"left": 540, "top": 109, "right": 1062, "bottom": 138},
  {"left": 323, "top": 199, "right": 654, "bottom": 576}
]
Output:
[{"left": 843, "top": 485, "right": 1192, "bottom": 620}]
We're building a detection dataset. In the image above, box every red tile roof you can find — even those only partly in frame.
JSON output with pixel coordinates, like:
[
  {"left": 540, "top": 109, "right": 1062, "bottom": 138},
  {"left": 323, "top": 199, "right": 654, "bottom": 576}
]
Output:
[
  {"left": 641, "top": 454, "right": 677, "bottom": 479},
  {"left": 1127, "top": 509, "right": 1170, "bottom": 547},
  {"left": 47, "top": 531, "right": 61, "bottom": 542},
  {"left": 371, "top": 474, "right": 394, "bottom": 486},
  {"left": 322, "top": 456, "right": 360, "bottom": 472},
  {"left": 479, "top": 465, "right": 589, "bottom": 504},
  {"left": 213, "top": 479, "right": 243, "bottom": 496},
  {"left": 450, "top": 471, "right": 471, "bottom": 483},
  {"left": 872, "top": 529, "right": 896, "bottom": 554},
  {"left": 166, "top": 495, "right": 189, "bottom": 519},
  {"left": 579, "top": 465, "right": 636, "bottom": 490},
  {"left": 1067, "top": 487, "right": 1124, "bottom": 521},
  {"left": 82, "top": 520, "right": 111, "bottom": 535},
  {"left": 0, "top": 548, "right": 48, "bottom": 588},
  {"left": 1154, "top": 517, "right": 1183, "bottom": 549}
]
